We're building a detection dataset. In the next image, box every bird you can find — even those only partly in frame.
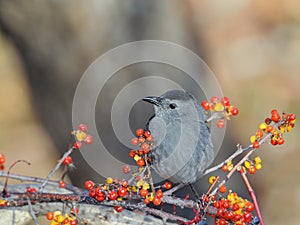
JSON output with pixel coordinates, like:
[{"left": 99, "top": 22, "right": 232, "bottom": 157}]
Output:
[{"left": 143, "top": 90, "right": 215, "bottom": 184}]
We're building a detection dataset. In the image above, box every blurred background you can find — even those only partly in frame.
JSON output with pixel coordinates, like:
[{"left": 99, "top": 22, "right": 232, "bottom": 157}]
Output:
[{"left": 0, "top": 0, "right": 299, "bottom": 224}]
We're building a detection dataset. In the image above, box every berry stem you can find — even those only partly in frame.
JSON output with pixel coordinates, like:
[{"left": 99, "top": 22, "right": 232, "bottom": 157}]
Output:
[
  {"left": 239, "top": 169, "right": 265, "bottom": 225},
  {"left": 27, "top": 197, "right": 40, "bottom": 225}
]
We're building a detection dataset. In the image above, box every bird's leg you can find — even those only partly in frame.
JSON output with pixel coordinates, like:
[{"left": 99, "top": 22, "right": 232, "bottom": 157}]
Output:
[{"left": 163, "top": 183, "right": 185, "bottom": 196}]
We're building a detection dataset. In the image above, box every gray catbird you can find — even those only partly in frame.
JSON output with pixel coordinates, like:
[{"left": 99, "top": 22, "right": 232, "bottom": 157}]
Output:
[{"left": 143, "top": 90, "right": 214, "bottom": 184}]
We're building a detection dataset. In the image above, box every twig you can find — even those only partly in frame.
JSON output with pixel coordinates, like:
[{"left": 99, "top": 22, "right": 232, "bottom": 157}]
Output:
[
  {"left": 27, "top": 197, "right": 40, "bottom": 225},
  {"left": 2, "top": 160, "right": 31, "bottom": 197},
  {"left": 239, "top": 170, "right": 264, "bottom": 225},
  {"left": 39, "top": 147, "right": 74, "bottom": 192},
  {"left": 0, "top": 172, "right": 82, "bottom": 194}
]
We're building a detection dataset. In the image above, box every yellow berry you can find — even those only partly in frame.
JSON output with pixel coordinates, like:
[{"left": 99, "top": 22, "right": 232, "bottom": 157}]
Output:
[
  {"left": 208, "top": 176, "right": 216, "bottom": 184},
  {"left": 280, "top": 126, "right": 285, "bottom": 134},
  {"left": 250, "top": 135, "right": 256, "bottom": 143},
  {"left": 117, "top": 197, "right": 123, "bottom": 201},
  {"left": 134, "top": 155, "right": 141, "bottom": 161},
  {"left": 214, "top": 102, "right": 224, "bottom": 112},
  {"left": 142, "top": 182, "right": 150, "bottom": 190},
  {"left": 56, "top": 215, "right": 65, "bottom": 223},
  {"left": 287, "top": 125, "right": 293, "bottom": 132},
  {"left": 136, "top": 180, "right": 144, "bottom": 188},
  {"left": 50, "top": 221, "right": 60, "bottom": 225},
  {"left": 255, "top": 163, "right": 262, "bottom": 170},
  {"left": 106, "top": 177, "right": 113, "bottom": 184},
  {"left": 53, "top": 211, "right": 62, "bottom": 217},
  {"left": 131, "top": 186, "right": 137, "bottom": 192},
  {"left": 259, "top": 123, "right": 267, "bottom": 130},
  {"left": 76, "top": 131, "right": 87, "bottom": 141},
  {"left": 254, "top": 156, "right": 262, "bottom": 164},
  {"left": 244, "top": 160, "right": 251, "bottom": 169}
]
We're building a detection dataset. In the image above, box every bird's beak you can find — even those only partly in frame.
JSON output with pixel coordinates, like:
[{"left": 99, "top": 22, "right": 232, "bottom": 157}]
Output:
[{"left": 142, "top": 96, "right": 162, "bottom": 106}]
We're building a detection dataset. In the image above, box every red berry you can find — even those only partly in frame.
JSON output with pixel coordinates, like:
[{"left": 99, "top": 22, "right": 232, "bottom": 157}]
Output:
[
  {"left": 131, "top": 138, "right": 139, "bottom": 146},
  {"left": 217, "top": 119, "right": 225, "bottom": 128},
  {"left": 95, "top": 194, "right": 105, "bottom": 202},
  {"left": 289, "top": 114, "right": 296, "bottom": 121},
  {"left": 108, "top": 191, "right": 118, "bottom": 200},
  {"left": 73, "top": 141, "right": 82, "bottom": 149},
  {"left": 265, "top": 117, "right": 272, "bottom": 125},
  {"left": 85, "top": 180, "right": 94, "bottom": 190},
  {"left": 243, "top": 211, "right": 252, "bottom": 222},
  {"left": 222, "top": 200, "right": 230, "bottom": 209},
  {"left": 217, "top": 208, "right": 225, "bottom": 217},
  {"left": 26, "top": 187, "right": 37, "bottom": 193},
  {"left": 271, "top": 109, "right": 278, "bottom": 115},
  {"left": 59, "top": 181, "right": 66, "bottom": 188},
  {"left": 201, "top": 100, "right": 210, "bottom": 110},
  {"left": 222, "top": 164, "right": 228, "bottom": 172},
  {"left": 141, "top": 143, "right": 150, "bottom": 151},
  {"left": 63, "top": 156, "right": 73, "bottom": 166},
  {"left": 89, "top": 189, "right": 96, "bottom": 197},
  {"left": 78, "top": 124, "right": 87, "bottom": 132},
  {"left": 0, "top": 154, "right": 6, "bottom": 164},
  {"left": 63, "top": 219, "right": 70, "bottom": 224},
  {"left": 146, "top": 135, "right": 153, "bottom": 142},
  {"left": 114, "top": 206, "right": 123, "bottom": 213},
  {"left": 84, "top": 134, "right": 93, "bottom": 144},
  {"left": 221, "top": 97, "right": 230, "bottom": 106},
  {"left": 214, "top": 201, "right": 221, "bottom": 208},
  {"left": 122, "top": 164, "right": 131, "bottom": 174},
  {"left": 156, "top": 189, "right": 163, "bottom": 199},
  {"left": 144, "top": 198, "right": 150, "bottom": 204},
  {"left": 232, "top": 203, "right": 239, "bottom": 211},
  {"left": 230, "top": 107, "right": 239, "bottom": 116},
  {"left": 219, "top": 185, "right": 227, "bottom": 193},
  {"left": 118, "top": 187, "right": 128, "bottom": 197},
  {"left": 136, "top": 158, "right": 145, "bottom": 167},
  {"left": 136, "top": 129, "right": 144, "bottom": 137},
  {"left": 139, "top": 188, "right": 148, "bottom": 197},
  {"left": 138, "top": 137, "right": 145, "bottom": 143},
  {"left": 152, "top": 197, "right": 161, "bottom": 205},
  {"left": 129, "top": 150, "right": 137, "bottom": 158},
  {"left": 248, "top": 166, "right": 256, "bottom": 174},
  {"left": 46, "top": 212, "right": 54, "bottom": 220},
  {"left": 144, "top": 130, "right": 151, "bottom": 137},
  {"left": 245, "top": 202, "right": 255, "bottom": 212},
  {"left": 253, "top": 141, "right": 260, "bottom": 149},
  {"left": 277, "top": 137, "right": 284, "bottom": 145},
  {"left": 70, "top": 220, "right": 78, "bottom": 225},
  {"left": 271, "top": 113, "right": 281, "bottom": 122},
  {"left": 163, "top": 181, "right": 172, "bottom": 190},
  {"left": 219, "top": 218, "right": 226, "bottom": 225},
  {"left": 224, "top": 210, "right": 234, "bottom": 220}
]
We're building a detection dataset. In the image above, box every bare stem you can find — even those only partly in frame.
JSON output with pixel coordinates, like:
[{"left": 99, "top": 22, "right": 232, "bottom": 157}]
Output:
[{"left": 39, "top": 147, "right": 74, "bottom": 192}]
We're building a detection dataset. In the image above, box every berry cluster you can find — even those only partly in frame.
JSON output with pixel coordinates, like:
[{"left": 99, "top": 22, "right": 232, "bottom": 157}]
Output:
[
  {"left": 201, "top": 96, "right": 239, "bottom": 128},
  {"left": 46, "top": 210, "right": 78, "bottom": 225},
  {"left": 130, "top": 129, "right": 153, "bottom": 167},
  {"left": 243, "top": 157, "right": 262, "bottom": 175},
  {"left": 250, "top": 110, "right": 296, "bottom": 148},
  {"left": 209, "top": 192, "right": 258, "bottom": 225},
  {"left": 72, "top": 124, "right": 93, "bottom": 150},
  {"left": 0, "top": 153, "right": 5, "bottom": 170},
  {"left": 85, "top": 177, "right": 172, "bottom": 211}
]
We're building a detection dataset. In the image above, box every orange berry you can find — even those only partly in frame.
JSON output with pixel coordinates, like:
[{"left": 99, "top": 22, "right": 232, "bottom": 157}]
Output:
[
  {"left": 219, "top": 185, "right": 227, "bottom": 193},
  {"left": 253, "top": 141, "right": 260, "bottom": 149},
  {"left": 136, "top": 129, "right": 144, "bottom": 137}
]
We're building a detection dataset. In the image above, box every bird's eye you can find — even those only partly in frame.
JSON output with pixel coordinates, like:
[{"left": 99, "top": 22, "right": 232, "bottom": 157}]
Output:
[{"left": 169, "top": 103, "right": 177, "bottom": 109}]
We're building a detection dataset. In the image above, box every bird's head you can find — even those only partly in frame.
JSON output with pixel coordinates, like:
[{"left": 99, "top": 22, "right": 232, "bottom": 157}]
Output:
[{"left": 143, "top": 90, "right": 206, "bottom": 123}]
